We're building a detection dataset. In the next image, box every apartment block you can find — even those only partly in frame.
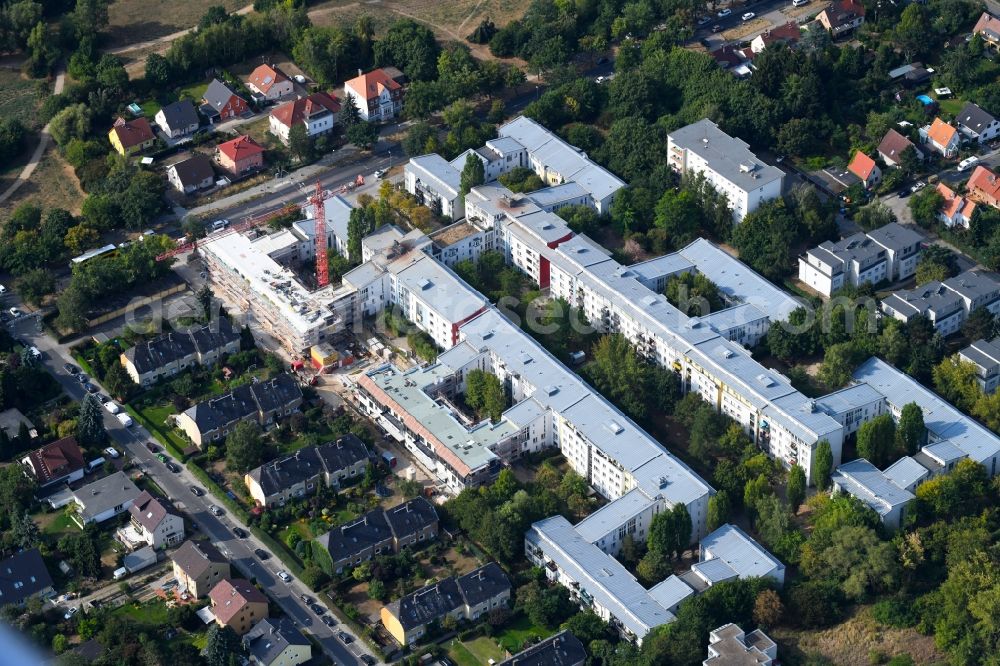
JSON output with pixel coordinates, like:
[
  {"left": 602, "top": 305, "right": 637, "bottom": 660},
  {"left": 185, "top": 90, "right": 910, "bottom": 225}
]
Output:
[
  {"left": 244, "top": 434, "right": 370, "bottom": 507},
  {"left": 959, "top": 337, "right": 1000, "bottom": 393},
  {"left": 881, "top": 270, "right": 1000, "bottom": 336}
]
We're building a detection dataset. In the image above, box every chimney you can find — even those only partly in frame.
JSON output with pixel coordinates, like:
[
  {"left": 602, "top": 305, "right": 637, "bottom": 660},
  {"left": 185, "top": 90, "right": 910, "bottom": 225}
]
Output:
[{"left": 358, "top": 68, "right": 363, "bottom": 77}]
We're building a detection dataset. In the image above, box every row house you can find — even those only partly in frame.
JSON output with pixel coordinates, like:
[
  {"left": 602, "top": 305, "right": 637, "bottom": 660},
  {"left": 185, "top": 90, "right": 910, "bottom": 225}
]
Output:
[{"left": 120, "top": 318, "right": 240, "bottom": 386}]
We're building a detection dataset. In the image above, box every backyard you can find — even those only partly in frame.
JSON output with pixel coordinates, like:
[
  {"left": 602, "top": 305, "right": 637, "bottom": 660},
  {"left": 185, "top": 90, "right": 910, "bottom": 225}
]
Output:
[{"left": 445, "top": 614, "right": 554, "bottom": 666}]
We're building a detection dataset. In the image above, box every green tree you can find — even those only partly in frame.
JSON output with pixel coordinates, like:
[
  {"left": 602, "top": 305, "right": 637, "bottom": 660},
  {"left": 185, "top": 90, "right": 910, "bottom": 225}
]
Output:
[
  {"left": 347, "top": 122, "right": 379, "bottom": 150},
  {"left": 203, "top": 624, "right": 241, "bottom": 666},
  {"left": 10, "top": 511, "right": 40, "bottom": 549},
  {"left": 787, "top": 464, "right": 806, "bottom": 512},
  {"left": 707, "top": 491, "right": 730, "bottom": 531},
  {"left": 76, "top": 394, "right": 106, "bottom": 447},
  {"left": 459, "top": 152, "right": 485, "bottom": 198},
  {"left": 104, "top": 362, "right": 136, "bottom": 402},
  {"left": 288, "top": 123, "right": 313, "bottom": 163},
  {"left": 814, "top": 440, "right": 833, "bottom": 490},
  {"left": 225, "top": 421, "right": 265, "bottom": 473},
  {"left": 368, "top": 578, "right": 385, "bottom": 600},
  {"left": 16, "top": 268, "right": 55, "bottom": 306},
  {"left": 895, "top": 402, "right": 925, "bottom": 456},
  {"left": 933, "top": 355, "right": 982, "bottom": 412},
  {"left": 909, "top": 188, "right": 944, "bottom": 229},
  {"left": 857, "top": 414, "right": 897, "bottom": 468},
  {"left": 49, "top": 104, "right": 92, "bottom": 148}
]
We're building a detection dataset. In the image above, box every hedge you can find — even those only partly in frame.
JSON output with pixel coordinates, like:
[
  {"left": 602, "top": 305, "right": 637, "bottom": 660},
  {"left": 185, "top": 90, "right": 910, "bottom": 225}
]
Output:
[
  {"left": 185, "top": 461, "right": 251, "bottom": 523},
  {"left": 125, "top": 405, "right": 189, "bottom": 460},
  {"left": 250, "top": 525, "right": 304, "bottom": 579}
]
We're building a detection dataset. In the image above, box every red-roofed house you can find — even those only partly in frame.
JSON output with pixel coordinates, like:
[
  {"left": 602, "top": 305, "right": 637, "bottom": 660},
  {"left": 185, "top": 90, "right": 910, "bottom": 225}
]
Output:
[
  {"left": 847, "top": 151, "right": 881, "bottom": 189},
  {"left": 920, "top": 118, "right": 960, "bottom": 158},
  {"left": 817, "top": 0, "right": 865, "bottom": 36},
  {"left": 973, "top": 11, "right": 1000, "bottom": 50},
  {"left": 246, "top": 64, "right": 294, "bottom": 103},
  {"left": 108, "top": 117, "right": 155, "bottom": 156},
  {"left": 751, "top": 21, "right": 801, "bottom": 53},
  {"left": 935, "top": 183, "right": 977, "bottom": 229},
  {"left": 209, "top": 579, "right": 269, "bottom": 635},
  {"left": 344, "top": 68, "right": 403, "bottom": 122},
  {"left": 20, "top": 437, "right": 85, "bottom": 488},
  {"left": 269, "top": 92, "right": 341, "bottom": 145},
  {"left": 215, "top": 135, "right": 265, "bottom": 176},
  {"left": 967, "top": 165, "right": 1000, "bottom": 209}
]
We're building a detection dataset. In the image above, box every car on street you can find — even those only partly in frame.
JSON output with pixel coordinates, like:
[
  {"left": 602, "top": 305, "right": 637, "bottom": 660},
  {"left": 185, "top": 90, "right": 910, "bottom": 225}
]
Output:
[
  {"left": 233, "top": 527, "right": 248, "bottom": 538},
  {"left": 104, "top": 401, "right": 121, "bottom": 415},
  {"left": 190, "top": 486, "right": 204, "bottom": 496},
  {"left": 742, "top": 11, "right": 755, "bottom": 20},
  {"left": 63, "top": 363, "right": 78, "bottom": 375},
  {"left": 254, "top": 548, "right": 270, "bottom": 560},
  {"left": 83, "top": 383, "right": 99, "bottom": 394},
  {"left": 104, "top": 447, "right": 119, "bottom": 459},
  {"left": 299, "top": 594, "right": 313, "bottom": 604},
  {"left": 310, "top": 603, "right": 325, "bottom": 615},
  {"left": 210, "top": 219, "right": 230, "bottom": 232},
  {"left": 595, "top": 75, "right": 605, "bottom": 84},
  {"left": 958, "top": 156, "right": 980, "bottom": 172},
  {"left": 717, "top": 8, "right": 731, "bottom": 16},
  {"left": 697, "top": 15, "right": 711, "bottom": 25},
  {"left": 321, "top": 615, "right": 336, "bottom": 627},
  {"left": 165, "top": 462, "right": 180, "bottom": 473},
  {"left": 712, "top": 24, "right": 722, "bottom": 32},
  {"left": 157, "top": 454, "right": 168, "bottom": 463},
  {"left": 64, "top": 607, "right": 78, "bottom": 620},
  {"left": 146, "top": 442, "right": 158, "bottom": 453},
  {"left": 793, "top": 0, "right": 809, "bottom": 5},
  {"left": 338, "top": 631, "right": 353, "bottom": 643},
  {"left": 209, "top": 505, "right": 223, "bottom": 516},
  {"left": 277, "top": 570, "right": 291, "bottom": 582},
  {"left": 360, "top": 655, "right": 376, "bottom": 665},
  {"left": 911, "top": 181, "right": 927, "bottom": 193},
  {"left": 0, "top": 285, "right": 5, "bottom": 295},
  {"left": 293, "top": 74, "right": 306, "bottom": 84},
  {"left": 116, "top": 413, "right": 133, "bottom": 427},
  {"left": 98, "top": 394, "right": 110, "bottom": 404},
  {"left": 76, "top": 374, "right": 89, "bottom": 384},
  {"left": 374, "top": 169, "right": 386, "bottom": 179},
  {"left": 8, "top": 307, "right": 21, "bottom": 318}
]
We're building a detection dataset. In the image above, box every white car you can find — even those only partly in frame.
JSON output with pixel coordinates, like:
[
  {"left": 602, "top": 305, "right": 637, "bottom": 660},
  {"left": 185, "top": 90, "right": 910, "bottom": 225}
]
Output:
[
  {"left": 910, "top": 181, "right": 927, "bottom": 193},
  {"left": 104, "top": 447, "right": 119, "bottom": 459},
  {"left": 64, "top": 606, "right": 78, "bottom": 620},
  {"left": 697, "top": 15, "right": 712, "bottom": 25},
  {"left": 792, "top": 0, "right": 809, "bottom": 5},
  {"left": 374, "top": 169, "right": 386, "bottom": 179},
  {"left": 116, "top": 413, "right": 133, "bottom": 427},
  {"left": 104, "top": 401, "right": 121, "bottom": 415},
  {"left": 277, "top": 570, "right": 292, "bottom": 582},
  {"left": 0, "top": 284, "right": 6, "bottom": 294},
  {"left": 293, "top": 74, "right": 306, "bottom": 84},
  {"left": 742, "top": 11, "right": 756, "bottom": 20},
  {"left": 717, "top": 8, "right": 732, "bottom": 17},
  {"left": 28, "top": 346, "right": 41, "bottom": 360},
  {"left": 8, "top": 307, "right": 21, "bottom": 318},
  {"left": 958, "top": 156, "right": 980, "bottom": 172}
]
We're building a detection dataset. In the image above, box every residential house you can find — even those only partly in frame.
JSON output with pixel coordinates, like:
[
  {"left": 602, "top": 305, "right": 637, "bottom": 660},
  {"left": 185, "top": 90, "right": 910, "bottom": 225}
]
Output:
[
  {"left": 201, "top": 79, "right": 249, "bottom": 123},
  {"left": 380, "top": 562, "right": 511, "bottom": 646},
  {"left": 959, "top": 337, "right": 1000, "bottom": 394},
  {"left": 920, "top": 118, "right": 960, "bottom": 158},
  {"left": 176, "top": 374, "right": 303, "bottom": 448},
  {"left": 877, "top": 129, "right": 923, "bottom": 167},
  {"left": 405, "top": 154, "right": 464, "bottom": 219},
  {"left": 972, "top": 11, "right": 1000, "bottom": 50},
  {"left": 246, "top": 64, "right": 293, "bottom": 103},
  {"left": 667, "top": 119, "right": 784, "bottom": 222},
  {"left": 708, "top": 45, "right": 754, "bottom": 78},
  {"left": 154, "top": 100, "right": 200, "bottom": 139},
  {"left": 244, "top": 434, "right": 370, "bottom": 507},
  {"left": 497, "top": 631, "right": 587, "bottom": 666},
  {"left": 315, "top": 497, "right": 438, "bottom": 574},
  {"left": 209, "top": 578, "right": 269, "bottom": 635},
  {"left": 215, "top": 135, "right": 265, "bottom": 177},
  {"left": 935, "top": 182, "right": 977, "bottom": 229},
  {"left": 120, "top": 318, "right": 240, "bottom": 386},
  {"left": 119, "top": 491, "right": 185, "bottom": 549},
  {"left": 750, "top": 21, "right": 801, "bottom": 53},
  {"left": 344, "top": 68, "right": 403, "bottom": 122},
  {"left": 108, "top": 117, "right": 155, "bottom": 156},
  {"left": 166, "top": 154, "right": 216, "bottom": 194},
  {"left": 966, "top": 165, "right": 1000, "bottom": 209},
  {"left": 881, "top": 270, "right": 1000, "bottom": 335},
  {"left": 0, "top": 549, "right": 54, "bottom": 606},
  {"left": 956, "top": 102, "right": 1000, "bottom": 143},
  {"left": 816, "top": 0, "right": 865, "bottom": 36},
  {"left": 20, "top": 436, "right": 85, "bottom": 488},
  {"left": 171, "top": 540, "right": 230, "bottom": 598},
  {"left": 63, "top": 472, "right": 141, "bottom": 528},
  {"left": 831, "top": 458, "right": 915, "bottom": 530},
  {"left": 243, "top": 617, "right": 311, "bottom": 666},
  {"left": 704, "top": 624, "right": 777, "bottom": 666},
  {"left": 268, "top": 92, "right": 341, "bottom": 146},
  {"left": 847, "top": 151, "right": 881, "bottom": 189}
]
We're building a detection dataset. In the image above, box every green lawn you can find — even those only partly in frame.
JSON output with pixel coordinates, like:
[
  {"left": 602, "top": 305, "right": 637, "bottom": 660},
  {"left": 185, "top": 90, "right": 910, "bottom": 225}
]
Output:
[
  {"left": 113, "top": 600, "right": 170, "bottom": 626},
  {"left": 447, "top": 636, "right": 508, "bottom": 666},
  {"left": 494, "top": 614, "right": 554, "bottom": 653},
  {"left": 130, "top": 403, "right": 190, "bottom": 456},
  {"left": 177, "top": 82, "right": 208, "bottom": 103},
  {"left": 42, "top": 511, "right": 77, "bottom": 537},
  {"left": 938, "top": 97, "right": 965, "bottom": 116},
  {"left": 139, "top": 100, "right": 160, "bottom": 118},
  {"left": 0, "top": 70, "right": 47, "bottom": 131}
]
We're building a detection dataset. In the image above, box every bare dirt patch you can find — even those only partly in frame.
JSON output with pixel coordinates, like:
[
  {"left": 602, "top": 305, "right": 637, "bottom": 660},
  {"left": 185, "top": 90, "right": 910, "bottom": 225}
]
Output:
[
  {"left": 106, "top": 0, "right": 248, "bottom": 49},
  {"left": 722, "top": 17, "right": 770, "bottom": 41},
  {"left": 3, "top": 149, "right": 85, "bottom": 216}
]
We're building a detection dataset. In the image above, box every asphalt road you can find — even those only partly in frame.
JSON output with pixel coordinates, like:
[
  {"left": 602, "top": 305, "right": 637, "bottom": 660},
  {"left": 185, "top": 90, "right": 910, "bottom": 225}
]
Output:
[{"left": 8, "top": 315, "right": 376, "bottom": 665}]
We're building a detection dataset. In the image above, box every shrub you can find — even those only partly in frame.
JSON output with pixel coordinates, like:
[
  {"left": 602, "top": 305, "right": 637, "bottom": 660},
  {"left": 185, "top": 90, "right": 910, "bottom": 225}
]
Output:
[{"left": 871, "top": 597, "right": 917, "bottom": 628}]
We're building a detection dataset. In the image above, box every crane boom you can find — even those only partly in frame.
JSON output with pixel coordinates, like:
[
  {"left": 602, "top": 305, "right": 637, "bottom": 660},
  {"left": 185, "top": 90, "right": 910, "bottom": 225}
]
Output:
[{"left": 308, "top": 181, "right": 330, "bottom": 288}]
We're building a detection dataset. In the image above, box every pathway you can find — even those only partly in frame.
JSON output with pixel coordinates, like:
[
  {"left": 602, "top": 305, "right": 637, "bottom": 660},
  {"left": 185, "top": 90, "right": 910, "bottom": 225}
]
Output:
[{"left": 0, "top": 68, "right": 66, "bottom": 206}]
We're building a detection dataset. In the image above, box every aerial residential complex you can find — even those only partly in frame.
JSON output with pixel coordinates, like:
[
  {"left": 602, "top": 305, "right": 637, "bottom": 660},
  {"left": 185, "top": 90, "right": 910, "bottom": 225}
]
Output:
[
  {"left": 881, "top": 270, "right": 1000, "bottom": 336},
  {"left": 959, "top": 336, "right": 1000, "bottom": 393}
]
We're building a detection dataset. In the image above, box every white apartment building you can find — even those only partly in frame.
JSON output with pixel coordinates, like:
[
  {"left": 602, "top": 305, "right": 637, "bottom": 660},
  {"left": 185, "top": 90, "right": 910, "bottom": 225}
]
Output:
[
  {"left": 667, "top": 119, "right": 784, "bottom": 222},
  {"left": 881, "top": 270, "right": 1000, "bottom": 336},
  {"left": 959, "top": 337, "right": 1000, "bottom": 394}
]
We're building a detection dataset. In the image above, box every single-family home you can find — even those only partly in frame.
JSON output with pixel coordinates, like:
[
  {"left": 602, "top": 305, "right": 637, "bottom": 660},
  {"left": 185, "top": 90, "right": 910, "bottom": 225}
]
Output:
[
  {"left": 119, "top": 491, "right": 185, "bottom": 549},
  {"left": 972, "top": 11, "right": 1000, "bottom": 50},
  {"left": 344, "top": 68, "right": 403, "bottom": 122},
  {"left": 176, "top": 373, "right": 303, "bottom": 448},
  {"left": 704, "top": 624, "right": 778, "bottom": 666},
  {"left": 497, "top": 631, "right": 587, "bottom": 666},
  {"left": 268, "top": 92, "right": 341, "bottom": 145},
  {"left": 244, "top": 434, "right": 370, "bottom": 507},
  {"left": 215, "top": 135, "right": 265, "bottom": 176},
  {"left": 201, "top": 79, "right": 249, "bottom": 123},
  {"left": 959, "top": 337, "right": 1000, "bottom": 394},
  {"left": 63, "top": 472, "right": 141, "bottom": 528},
  {"left": 967, "top": 164, "right": 1000, "bottom": 209},
  {"left": 935, "top": 182, "right": 977, "bottom": 229},
  {"left": 816, "top": 0, "right": 865, "bottom": 36},
  {"left": 166, "top": 154, "right": 216, "bottom": 195},
  {"left": 171, "top": 539, "right": 230, "bottom": 598},
  {"left": 877, "top": 129, "right": 922, "bottom": 167},
  {"left": 120, "top": 318, "right": 240, "bottom": 385},
  {"left": 750, "top": 21, "right": 801, "bottom": 53},
  {"left": 0, "top": 549, "right": 54, "bottom": 606},
  {"left": 108, "top": 117, "right": 155, "bottom": 156},
  {"left": 847, "top": 151, "right": 881, "bottom": 189},
  {"left": 920, "top": 118, "right": 960, "bottom": 158},
  {"left": 246, "top": 64, "right": 294, "bottom": 103},
  {"left": 380, "top": 562, "right": 511, "bottom": 646},
  {"left": 956, "top": 102, "right": 1000, "bottom": 143},
  {"left": 243, "top": 617, "right": 311, "bottom": 666},
  {"left": 209, "top": 578, "right": 269, "bottom": 635},
  {"left": 20, "top": 436, "right": 85, "bottom": 488},
  {"left": 154, "top": 100, "right": 200, "bottom": 139}
]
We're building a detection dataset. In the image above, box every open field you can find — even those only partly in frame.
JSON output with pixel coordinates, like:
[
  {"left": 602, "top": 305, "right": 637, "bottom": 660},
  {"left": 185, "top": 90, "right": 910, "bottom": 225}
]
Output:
[
  {"left": 105, "top": 0, "right": 247, "bottom": 48},
  {"left": 2, "top": 149, "right": 86, "bottom": 218},
  {"left": 0, "top": 70, "right": 47, "bottom": 130}
]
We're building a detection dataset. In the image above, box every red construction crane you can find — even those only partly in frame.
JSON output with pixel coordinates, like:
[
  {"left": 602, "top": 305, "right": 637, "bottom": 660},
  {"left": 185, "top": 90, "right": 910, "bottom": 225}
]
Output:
[
  {"left": 306, "top": 180, "right": 331, "bottom": 288},
  {"left": 156, "top": 202, "right": 302, "bottom": 262}
]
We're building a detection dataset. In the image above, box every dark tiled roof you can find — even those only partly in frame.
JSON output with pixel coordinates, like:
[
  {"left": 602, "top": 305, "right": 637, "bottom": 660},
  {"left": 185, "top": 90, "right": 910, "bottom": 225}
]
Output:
[
  {"left": 314, "top": 434, "right": 370, "bottom": 473},
  {"left": 384, "top": 497, "right": 438, "bottom": 540},
  {"left": 171, "top": 540, "right": 228, "bottom": 579},
  {"left": 184, "top": 373, "right": 301, "bottom": 434},
  {"left": 124, "top": 332, "right": 196, "bottom": 374},
  {"left": 957, "top": 102, "right": 997, "bottom": 135},
  {"left": 203, "top": 79, "right": 243, "bottom": 112},
  {"left": 0, "top": 549, "right": 53, "bottom": 605},
  {"left": 248, "top": 447, "right": 324, "bottom": 497},
  {"left": 388, "top": 577, "right": 463, "bottom": 630},
  {"left": 157, "top": 100, "right": 199, "bottom": 130},
  {"left": 249, "top": 374, "right": 302, "bottom": 414},
  {"left": 189, "top": 317, "right": 239, "bottom": 354},
  {"left": 169, "top": 154, "right": 215, "bottom": 190},
  {"left": 243, "top": 617, "right": 309, "bottom": 665},
  {"left": 128, "top": 491, "right": 178, "bottom": 532},
  {"left": 497, "top": 631, "right": 587, "bottom": 666},
  {"left": 456, "top": 562, "right": 510, "bottom": 607},
  {"left": 317, "top": 509, "right": 392, "bottom": 563}
]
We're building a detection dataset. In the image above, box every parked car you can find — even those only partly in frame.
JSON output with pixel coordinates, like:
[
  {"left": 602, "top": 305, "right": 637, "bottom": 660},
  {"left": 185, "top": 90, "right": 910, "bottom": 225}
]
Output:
[
  {"left": 374, "top": 169, "right": 386, "bottom": 179},
  {"left": 360, "top": 656, "right": 376, "bottom": 666},
  {"left": 98, "top": 394, "right": 110, "bottom": 404},
  {"left": 310, "top": 603, "right": 325, "bottom": 615},
  {"left": 8, "top": 307, "right": 21, "bottom": 318},
  {"left": 712, "top": 24, "right": 722, "bottom": 32},
  {"left": 910, "top": 181, "right": 927, "bottom": 193},
  {"left": 793, "top": 0, "right": 809, "bottom": 5},
  {"left": 104, "top": 401, "right": 121, "bottom": 415},
  {"left": 717, "top": 8, "right": 731, "bottom": 16},
  {"left": 104, "top": 447, "right": 119, "bottom": 459},
  {"left": 64, "top": 607, "right": 78, "bottom": 620},
  {"left": 697, "top": 15, "right": 712, "bottom": 25},
  {"left": 321, "top": 615, "right": 336, "bottom": 627},
  {"left": 233, "top": 527, "right": 248, "bottom": 538},
  {"left": 84, "top": 383, "right": 99, "bottom": 394},
  {"left": 293, "top": 74, "right": 307, "bottom": 84},
  {"left": 76, "top": 374, "right": 89, "bottom": 384},
  {"left": 742, "top": 11, "right": 755, "bottom": 20},
  {"left": 0, "top": 285, "right": 6, "bottom": 295},
  {"left": 338, "top": 631, "right": 352, "bottom": 644},
  {"left": 299, "top": 594, "right": 313, "bottom": 604},
  {"left": 165, "top": 462, "right": 179, "bottom": 473},
  {"left": 63, "top": 363, "right": 79, "bottom": 375},
  {"left": 209, "top": 505, "right": 223, "bottom": 516},
  {"left": 157, "top": 454, "right": 168, "bottom": 463},
  {"left": 146, "top": 442, "right": 158, "bottom": 453},
  {"left": 116, "top": 413, "right": 133, "bottom": 427},
  {"left": 190, "top": 486, "right": 204, "bottom": 496},
  {"left": 28, "top": 346, "right": 41, "bottom": 360},
  {"left": 254, "top": 548, "right": 270, "bottom": 560},
  {"left": 277, "top": 570, "right": 292, "bottom": 582},
  {"left": 958, "top": 156, "right": 980, "bottom": 172}
]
